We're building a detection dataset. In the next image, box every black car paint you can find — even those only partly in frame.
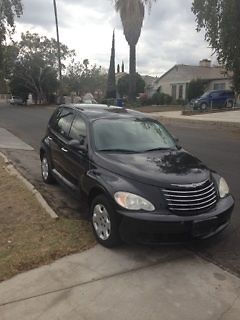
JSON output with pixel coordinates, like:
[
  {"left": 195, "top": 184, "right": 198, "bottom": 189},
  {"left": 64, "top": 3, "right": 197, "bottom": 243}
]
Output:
[{"left": 40, "top": 105, "right": 234, "bottom": 244}]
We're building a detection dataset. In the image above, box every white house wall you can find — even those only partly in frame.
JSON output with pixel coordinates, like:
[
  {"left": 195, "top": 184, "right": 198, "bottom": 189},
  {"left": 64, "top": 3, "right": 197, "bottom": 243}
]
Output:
[{"left": 153, "top": 64, "right": 232, "bottom": 100}]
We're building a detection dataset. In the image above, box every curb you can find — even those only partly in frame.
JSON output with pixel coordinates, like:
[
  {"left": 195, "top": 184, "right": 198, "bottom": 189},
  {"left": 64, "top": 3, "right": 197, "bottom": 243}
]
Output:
[
  {"left": 0, "top": 152, "right": 58, "bottom": 219},
  {"left": 151, "top": 115, "right": 240, "bottom": 129}
]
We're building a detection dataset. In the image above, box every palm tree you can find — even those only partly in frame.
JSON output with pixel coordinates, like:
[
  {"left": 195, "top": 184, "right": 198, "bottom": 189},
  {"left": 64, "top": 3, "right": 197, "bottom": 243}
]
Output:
[{"left": 114, "top": 0, "right": 155, "bottom": 101}]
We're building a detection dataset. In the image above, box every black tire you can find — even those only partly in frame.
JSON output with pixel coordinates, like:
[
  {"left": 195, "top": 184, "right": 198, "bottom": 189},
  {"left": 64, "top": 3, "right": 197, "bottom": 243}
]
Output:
[
  {"left": 90, "top": 194, "right": 122, "bottom": 248},
  {"left": 41, "top": 154, "right": 55, "bottom": 184},
  {"left": 225, "top": 100, "right": 233, "bottom": 108},
  {"left": 200, "top": 102, "right": 208, "bottom": 111}
]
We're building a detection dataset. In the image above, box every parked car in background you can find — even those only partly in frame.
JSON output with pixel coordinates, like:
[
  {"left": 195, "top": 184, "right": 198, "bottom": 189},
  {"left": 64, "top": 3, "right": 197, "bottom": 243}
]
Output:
[
  {"left": 40, "top": 104, "right": 234, "bottom": 247},
  {"left": 9, "top": 96, "right": 24, "bottom": 105},
  {"left": 191, "top": 90, "right": 235, "bottom": 111}
]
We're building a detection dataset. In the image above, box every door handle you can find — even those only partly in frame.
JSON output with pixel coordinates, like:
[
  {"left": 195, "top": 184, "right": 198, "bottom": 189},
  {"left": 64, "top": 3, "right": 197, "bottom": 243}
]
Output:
[{"left": 61, "top": 147, "right": 68, "bottom": 153}]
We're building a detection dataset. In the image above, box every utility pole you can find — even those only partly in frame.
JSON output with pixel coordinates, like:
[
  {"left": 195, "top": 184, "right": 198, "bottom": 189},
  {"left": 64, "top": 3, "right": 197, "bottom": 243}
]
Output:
[{"left": 53, "top": 0, "right": 63, "bottom": 104}]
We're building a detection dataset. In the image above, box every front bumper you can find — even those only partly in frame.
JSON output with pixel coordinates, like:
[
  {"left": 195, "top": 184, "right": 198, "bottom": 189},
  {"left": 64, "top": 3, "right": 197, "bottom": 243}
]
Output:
[{"left": 118, "top": 195, "right": 234, "bottom": 244}]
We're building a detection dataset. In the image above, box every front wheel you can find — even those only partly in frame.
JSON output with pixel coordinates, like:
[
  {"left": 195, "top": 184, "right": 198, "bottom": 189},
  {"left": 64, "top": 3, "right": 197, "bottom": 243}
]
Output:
[
  {"left": 41, "top": 154, "right": 55, "bottom": 184},
  {"left": 200, "top": 102, "right": 208, "bottom": 111},
  {"left": 91, "top": 195, "right": 122, "bottom": 248}
]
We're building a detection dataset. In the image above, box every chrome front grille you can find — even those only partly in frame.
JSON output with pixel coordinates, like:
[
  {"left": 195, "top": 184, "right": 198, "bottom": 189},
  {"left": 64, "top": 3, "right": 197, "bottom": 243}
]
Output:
[{"left": 163, "top": 180, "right": 218, "bottom": 215}]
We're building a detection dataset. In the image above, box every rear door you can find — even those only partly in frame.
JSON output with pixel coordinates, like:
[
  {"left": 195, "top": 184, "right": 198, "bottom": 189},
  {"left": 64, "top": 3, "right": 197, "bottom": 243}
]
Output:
[
  {"left": 48, "top": 107, "right": 75, "bottom": 178},
  {"left": 211, "top": 91, "right": 223, "bottom": 108},
  {"left": 61, "top": 113, "right": 89, "bottom": 187}
]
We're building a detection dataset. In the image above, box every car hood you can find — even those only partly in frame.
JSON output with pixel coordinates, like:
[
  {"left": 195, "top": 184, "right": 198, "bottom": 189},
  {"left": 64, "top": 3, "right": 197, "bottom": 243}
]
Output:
[{"left": 93, "top": 149, "right": 211, "bottom": 187}]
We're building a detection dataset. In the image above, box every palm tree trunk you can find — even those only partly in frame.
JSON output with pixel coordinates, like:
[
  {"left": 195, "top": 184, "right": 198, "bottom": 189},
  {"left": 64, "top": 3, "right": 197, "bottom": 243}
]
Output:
[{"left": 129, "top": 44, "right": 136, "bottom": 102}]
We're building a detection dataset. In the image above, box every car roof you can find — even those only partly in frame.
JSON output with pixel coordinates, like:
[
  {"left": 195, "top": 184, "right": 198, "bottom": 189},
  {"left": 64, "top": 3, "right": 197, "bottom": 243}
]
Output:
[
  {"left": 209, "top": 89, "right": 234, "bottom": 93},
  {"left": 61, "top": 103, "right": 146, "bottom": 121}
]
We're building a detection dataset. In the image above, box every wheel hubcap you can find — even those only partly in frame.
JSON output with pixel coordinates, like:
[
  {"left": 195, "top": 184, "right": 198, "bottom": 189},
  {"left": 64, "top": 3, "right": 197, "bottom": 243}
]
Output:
[
  {"left": 92, "top": 204, "right": 111, "bottom": 241},
  {"left": 41, "top": 157, "right": 49, "bottom": 180}
]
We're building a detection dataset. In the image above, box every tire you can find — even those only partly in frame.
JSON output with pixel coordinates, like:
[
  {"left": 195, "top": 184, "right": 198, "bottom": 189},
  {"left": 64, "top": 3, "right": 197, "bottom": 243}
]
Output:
[
  {"left": 225, "top": 100, "right": 233, "bottom": 108},
  {"left": 90, "top": 194, "right": 122, "bottom": 248},
  {"left": 41, "top": 154, "right": 55, "bottom": 184},
  {"left": 200, "top": 102, "right": 208, "bottom": 111}
]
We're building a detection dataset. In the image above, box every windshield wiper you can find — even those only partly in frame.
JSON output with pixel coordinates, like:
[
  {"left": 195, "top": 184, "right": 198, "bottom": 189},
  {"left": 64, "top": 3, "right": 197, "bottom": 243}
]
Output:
[{"left": 143, "top": 147, "right": 172, "bottom": 152}]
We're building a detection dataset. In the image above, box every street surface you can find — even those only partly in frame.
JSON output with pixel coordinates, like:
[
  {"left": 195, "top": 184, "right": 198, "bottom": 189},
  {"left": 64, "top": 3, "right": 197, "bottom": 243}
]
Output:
[{"left": 0, "top": 104, "right": 239, "bottom": 277}]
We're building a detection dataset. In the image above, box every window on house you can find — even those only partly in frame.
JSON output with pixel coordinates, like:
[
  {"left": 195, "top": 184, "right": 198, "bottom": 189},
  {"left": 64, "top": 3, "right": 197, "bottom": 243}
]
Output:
[
  {"left": 172, "top": 85, "right": 177, "bottom": 100},
  {"left": 179, "top": 85, "right": 183, "bottom": 99},
  {"left": 213, "top": 83, "right": 226, "bottom": 90}
]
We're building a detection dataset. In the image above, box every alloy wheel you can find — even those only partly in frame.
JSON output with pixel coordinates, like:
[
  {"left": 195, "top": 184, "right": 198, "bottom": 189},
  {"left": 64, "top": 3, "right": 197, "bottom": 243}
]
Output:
[
  {"left": 41, "top": 157, "right": 49, "bottom": 181},
  {"left": 92, "top": 204, "right": 111, "bottom": 241}
]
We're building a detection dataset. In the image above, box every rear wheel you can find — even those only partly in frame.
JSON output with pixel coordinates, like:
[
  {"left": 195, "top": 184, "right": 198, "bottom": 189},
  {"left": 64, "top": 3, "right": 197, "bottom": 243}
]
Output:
[
  {"left": 225, "top": 100, "right": 233, "bottom": 108},
  {"left": 90, "top": 195, "right": 122, "bottom": 248},
  {"left": 41, "top": 154, "right": 55, "bottom": 184}
]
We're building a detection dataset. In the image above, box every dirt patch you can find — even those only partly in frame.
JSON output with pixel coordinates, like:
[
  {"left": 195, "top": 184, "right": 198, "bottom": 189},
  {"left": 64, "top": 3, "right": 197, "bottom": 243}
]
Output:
[{"left": 0, "top": 158, "right": 96, "bottom": 282}]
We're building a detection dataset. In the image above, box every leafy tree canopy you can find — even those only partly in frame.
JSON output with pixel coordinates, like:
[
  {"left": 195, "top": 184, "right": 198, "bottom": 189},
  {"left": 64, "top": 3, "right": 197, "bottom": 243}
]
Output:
[
  {"left": 192, "top": 0, "right": 240, "bottom": 93},
  {"left": 117, "top": 73, "right": 145, "bottom": 97},
  {"left": 64, "top": 60, "right": 107, "bottom": 98},
  {"left": 0, "top": 0, "right": 23, "bottom": 44},
  {"left": 18, "top": 31, "right": 75, "bottom": 70},
  {"left": 10, "top": 32, "right": 74, "bottom": 103}
]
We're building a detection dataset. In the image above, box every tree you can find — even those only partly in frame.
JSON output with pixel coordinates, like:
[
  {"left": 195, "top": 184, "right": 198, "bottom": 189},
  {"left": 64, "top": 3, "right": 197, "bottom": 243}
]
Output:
[
  {"left": 64, "top": 60, "right": 107, "bottom": 98},
  {"left": 0, "top": 44, "right": 18, "bottom": 92},
  {"left": 187, "top": 79, "right": 206, "bottom": 101},
  {"left": 117, "top": 73, "right": 145, "bottom": 97},
  {"left": 0, "top": 0, "right": 22, "bottom": 91},
  {"left": 192, "top": 0, "right": 240, "bottom": 93},
  {"left": 113, "top": 0, "right": 156, "bottom": 101},
  {"left": 10, "top": 32, "right": 74, "bottom": 103},
  {"left": 106, "top": 31, "right": 116, "bottom": 99},
  {"left": 0, "top": 0, "right": 23, "bottom": 45}
]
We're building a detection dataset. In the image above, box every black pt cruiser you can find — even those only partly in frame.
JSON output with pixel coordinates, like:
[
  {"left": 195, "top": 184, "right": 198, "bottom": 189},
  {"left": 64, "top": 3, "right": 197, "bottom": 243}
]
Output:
[{"left": 40, "top": 104, "right": 234, "bottom": 247}]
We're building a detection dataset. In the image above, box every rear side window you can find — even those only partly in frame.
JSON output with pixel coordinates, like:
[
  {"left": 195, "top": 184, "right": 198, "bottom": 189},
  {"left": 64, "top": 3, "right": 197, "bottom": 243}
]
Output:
[
  {"left": 211, "top": 92, "right": 221, "bottom": 98},
  {"left": 53, "top": 108, "right": 75, "bottom": 139},
  {"left": 69, "top": 115, "right": 87, "bottom": 142}
]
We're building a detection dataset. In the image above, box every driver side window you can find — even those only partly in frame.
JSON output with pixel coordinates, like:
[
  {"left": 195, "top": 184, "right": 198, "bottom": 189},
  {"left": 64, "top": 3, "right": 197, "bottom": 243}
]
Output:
[
  {"left": 54, "top": 108, "right": 75, "bottom": 140},
  {"left": 69, "top": 115, "right": 87, "bottom": 143}
]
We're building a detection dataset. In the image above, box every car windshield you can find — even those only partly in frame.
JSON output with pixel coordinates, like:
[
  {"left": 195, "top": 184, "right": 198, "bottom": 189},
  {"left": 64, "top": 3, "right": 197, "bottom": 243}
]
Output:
[
  {"left": 93, "top": 118, "right": 176, "bottom": 153},
  {"left": 200, "top": 91, "right": 211, "bottom": 98}
]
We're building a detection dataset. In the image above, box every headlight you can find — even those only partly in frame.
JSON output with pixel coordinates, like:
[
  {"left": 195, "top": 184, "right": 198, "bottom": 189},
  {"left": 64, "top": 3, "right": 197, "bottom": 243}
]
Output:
[
  {"left": 218, "top": 177, "right": 229, "bottom": 198},
  {"left": 114, "top": 192, "right": 155, "bottom": 212}
]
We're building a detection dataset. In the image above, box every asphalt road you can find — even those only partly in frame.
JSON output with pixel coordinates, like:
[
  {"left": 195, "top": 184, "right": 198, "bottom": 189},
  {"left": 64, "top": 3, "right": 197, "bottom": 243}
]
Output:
[{"left": 0, "top": 104, "right": 239, "bottom": 276}]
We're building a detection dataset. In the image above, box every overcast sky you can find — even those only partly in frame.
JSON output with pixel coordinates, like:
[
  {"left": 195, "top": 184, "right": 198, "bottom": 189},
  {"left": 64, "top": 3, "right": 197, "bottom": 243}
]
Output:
[{"left": 15, "top": 0, "right": 215, "bottom": 76}]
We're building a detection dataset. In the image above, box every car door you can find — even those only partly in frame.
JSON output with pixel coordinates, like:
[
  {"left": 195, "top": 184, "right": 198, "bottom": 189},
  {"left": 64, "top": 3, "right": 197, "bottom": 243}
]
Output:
[
  {"left": 60, "top": 113, "right": 89, "bottom": 188},
  {"left": 48, "top": 107, "right": 75, "bottom": 178},
  {"left": 211, "top": 91, "right": 223, "bottom": 108}
]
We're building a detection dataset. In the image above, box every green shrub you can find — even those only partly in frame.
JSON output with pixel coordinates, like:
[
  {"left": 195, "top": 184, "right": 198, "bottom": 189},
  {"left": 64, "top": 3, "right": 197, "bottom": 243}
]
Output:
[{"left": 151, "top": 92, "right": 173, "bottom": 105}]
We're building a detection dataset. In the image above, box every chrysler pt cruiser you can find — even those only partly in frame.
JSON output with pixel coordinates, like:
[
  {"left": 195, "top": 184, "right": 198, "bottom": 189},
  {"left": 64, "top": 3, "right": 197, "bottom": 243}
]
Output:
[{"left": 40, "top": 104, "right": 234, "bottom": 247}]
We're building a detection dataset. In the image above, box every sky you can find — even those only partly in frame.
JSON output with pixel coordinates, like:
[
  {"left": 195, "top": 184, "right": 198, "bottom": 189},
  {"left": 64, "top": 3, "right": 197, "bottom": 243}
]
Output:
[{"left": 15, "top": 0, "right": 215, "bottom": 77}]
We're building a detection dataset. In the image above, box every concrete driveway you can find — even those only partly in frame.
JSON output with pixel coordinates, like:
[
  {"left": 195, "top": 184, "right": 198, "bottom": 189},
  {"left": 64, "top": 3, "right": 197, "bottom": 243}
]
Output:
[{"left": 1, "top": 245, "right": 240, "bottom": 320}]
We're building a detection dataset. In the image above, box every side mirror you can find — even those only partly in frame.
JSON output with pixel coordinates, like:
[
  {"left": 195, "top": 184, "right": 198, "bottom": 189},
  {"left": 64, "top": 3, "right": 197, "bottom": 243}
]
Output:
[
  {"left": 68, "top": 139, "right": 87, "bottom": 153},
  {"left": 173, "top": 136, "right": 181, "bottom": 150}
]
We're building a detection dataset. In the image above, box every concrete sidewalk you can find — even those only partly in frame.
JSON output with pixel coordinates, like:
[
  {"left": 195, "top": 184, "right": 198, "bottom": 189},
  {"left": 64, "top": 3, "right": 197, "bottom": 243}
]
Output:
[
  {"left": 150, "top": 110, "right": 240, "bottom": 128},
  {"left": 1, "top": 245, "right": 240, "bottom": 320}
]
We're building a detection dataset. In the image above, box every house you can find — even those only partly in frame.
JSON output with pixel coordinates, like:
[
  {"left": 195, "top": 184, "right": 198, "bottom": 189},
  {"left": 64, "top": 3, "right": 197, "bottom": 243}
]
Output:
[{"left": 148, "top": 60, "right": 232, "bottom": 100}]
